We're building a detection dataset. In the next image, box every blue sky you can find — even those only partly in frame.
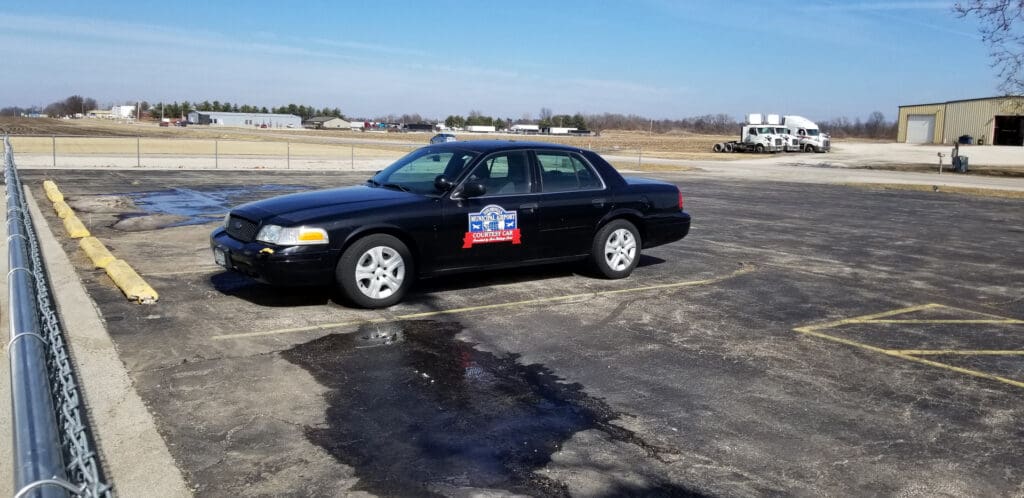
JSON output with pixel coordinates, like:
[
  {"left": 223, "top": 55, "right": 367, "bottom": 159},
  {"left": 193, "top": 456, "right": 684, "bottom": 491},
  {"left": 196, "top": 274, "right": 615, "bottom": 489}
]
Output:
[{"left": 0, "top": 1, "right": 998, "bottom": 122}]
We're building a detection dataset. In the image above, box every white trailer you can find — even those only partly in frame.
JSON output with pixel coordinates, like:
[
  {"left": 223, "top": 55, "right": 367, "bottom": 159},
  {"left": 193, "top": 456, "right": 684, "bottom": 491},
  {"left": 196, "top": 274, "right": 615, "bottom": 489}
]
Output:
[
  {"left": 510, "top": 124, "right": 540, "bottom": 134},
  {"left": 783, "top": 115, "right": 831, "bottom": 152},
  {"left": 466, "top": 125, "right": 496, "bottom": 133},
  {"left": 548, "top": 127, "right": 577, "bottom": 135}
]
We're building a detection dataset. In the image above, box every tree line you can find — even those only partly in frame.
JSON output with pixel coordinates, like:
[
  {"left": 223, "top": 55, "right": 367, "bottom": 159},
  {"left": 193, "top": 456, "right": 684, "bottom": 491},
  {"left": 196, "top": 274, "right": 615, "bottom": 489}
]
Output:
[
  {"left": 141, "top": 101, "right": 344, "bottom": 121},
  {"left": 0, "top": 95, "right": 99, "bottom": 118},
  {"left": 1, "top": 95, "right": 898, "bottom": 139}
]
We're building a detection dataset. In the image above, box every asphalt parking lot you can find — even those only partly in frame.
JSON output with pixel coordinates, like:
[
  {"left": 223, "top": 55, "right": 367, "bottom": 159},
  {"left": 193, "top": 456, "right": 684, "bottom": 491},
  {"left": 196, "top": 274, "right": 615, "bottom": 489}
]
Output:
[{"left": 22, "top": 168, "right": 1024, "bottom": 497}]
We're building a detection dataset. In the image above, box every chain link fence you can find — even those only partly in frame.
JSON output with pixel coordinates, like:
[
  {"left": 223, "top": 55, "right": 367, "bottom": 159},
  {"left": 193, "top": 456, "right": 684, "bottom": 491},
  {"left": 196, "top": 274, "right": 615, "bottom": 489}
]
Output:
[
  {"left": 5, "top": 136, "right": 112, "bottom": 498},
  {"left": 5, "top": 135, "right": 649, "bottom": 172}
]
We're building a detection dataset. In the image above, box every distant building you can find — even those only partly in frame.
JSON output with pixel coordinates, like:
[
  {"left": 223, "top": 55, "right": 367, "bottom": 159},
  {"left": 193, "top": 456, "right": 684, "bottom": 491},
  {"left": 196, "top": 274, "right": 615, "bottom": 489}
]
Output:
[
  {"left": 898, "top": 96, "right": 1024, "bottom": 145},
  {"left": 187, "top": 111, "right": 302, "bottom": 128},
  {"left": 403, "top": 123, "right": 434, "bottom": 132},
  {"left": 304, "top": 116, "right": 351, "bottom": 129},
  {"left": 87, "top": 109, "right": 113, "bottom": 119},
  {"left": 112, "top": 105, "right": 136, "bottom": 119}
]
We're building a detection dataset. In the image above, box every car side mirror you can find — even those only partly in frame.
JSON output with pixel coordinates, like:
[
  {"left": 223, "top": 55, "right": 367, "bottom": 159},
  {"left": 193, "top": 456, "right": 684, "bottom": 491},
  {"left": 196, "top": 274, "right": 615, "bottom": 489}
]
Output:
[
  {"left": 434, "top": 175, "right": 453, "bottom": 192},
  {"left": 461, "top": 181, "right": 486, "bottom": 198}
]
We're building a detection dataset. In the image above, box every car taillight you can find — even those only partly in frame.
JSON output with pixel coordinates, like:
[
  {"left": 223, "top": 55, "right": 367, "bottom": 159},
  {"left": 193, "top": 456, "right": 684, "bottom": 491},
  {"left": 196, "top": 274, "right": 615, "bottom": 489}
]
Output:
[{"left": 678, "top": 190, "right": 684, "bottom": 210}]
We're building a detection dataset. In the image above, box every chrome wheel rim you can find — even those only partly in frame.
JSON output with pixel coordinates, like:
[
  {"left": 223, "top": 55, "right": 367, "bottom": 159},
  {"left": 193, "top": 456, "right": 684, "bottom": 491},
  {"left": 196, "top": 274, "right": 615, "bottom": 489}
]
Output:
[
  {"left": 354, "top": 246, "right": 405, "bottom": 299},
  {"left": 604, "top": 228, "right": 636, "bottom": 271}
]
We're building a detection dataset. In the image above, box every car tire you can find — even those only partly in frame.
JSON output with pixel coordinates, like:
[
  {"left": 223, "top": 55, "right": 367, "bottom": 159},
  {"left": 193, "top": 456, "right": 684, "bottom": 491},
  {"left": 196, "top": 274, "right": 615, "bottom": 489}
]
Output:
[
  {"left": 755, "top": 144, "right": 765, "bottom": 153},
  {"left": 591, "top": 219, "right": 641, "bottom": 279},
  {"left": 337, "top": 234, "right": 414, "bottom": 308}
]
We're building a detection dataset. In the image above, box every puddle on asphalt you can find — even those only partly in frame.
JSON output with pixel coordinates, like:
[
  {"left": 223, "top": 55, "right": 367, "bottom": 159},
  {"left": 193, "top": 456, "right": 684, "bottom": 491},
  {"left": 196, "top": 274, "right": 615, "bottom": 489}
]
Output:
[
  {"left": 112, "top": 185, "right": 308, "bottom": 228},
  {"left": 281, "top": 320, "right": 688, "bottom": 497}
]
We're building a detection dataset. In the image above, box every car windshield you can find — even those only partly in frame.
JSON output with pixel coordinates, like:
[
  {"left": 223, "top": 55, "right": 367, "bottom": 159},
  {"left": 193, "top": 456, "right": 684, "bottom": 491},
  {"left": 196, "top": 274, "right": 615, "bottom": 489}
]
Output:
[
  {"left": 806, "top": 129, "right": 820, "bottom": 136},
  {"left": 758, "top": 127, "right": 774, "bottom": 134},
  {"left": 370, "top": 147, "right": 479, "bottom": 195}
]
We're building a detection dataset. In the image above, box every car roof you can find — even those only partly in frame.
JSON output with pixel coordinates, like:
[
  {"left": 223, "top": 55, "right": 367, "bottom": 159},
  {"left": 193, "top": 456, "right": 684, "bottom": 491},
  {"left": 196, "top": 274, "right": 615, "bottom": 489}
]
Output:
[{"left": 429, "top": 140, "right": 587, "bottom": 154}]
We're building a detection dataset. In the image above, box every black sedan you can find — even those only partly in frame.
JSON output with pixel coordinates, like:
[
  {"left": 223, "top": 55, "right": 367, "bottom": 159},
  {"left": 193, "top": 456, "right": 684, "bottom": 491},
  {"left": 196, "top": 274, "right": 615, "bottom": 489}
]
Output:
[{"left": 211, "top": 141, "right": 690, "bottom": 308}]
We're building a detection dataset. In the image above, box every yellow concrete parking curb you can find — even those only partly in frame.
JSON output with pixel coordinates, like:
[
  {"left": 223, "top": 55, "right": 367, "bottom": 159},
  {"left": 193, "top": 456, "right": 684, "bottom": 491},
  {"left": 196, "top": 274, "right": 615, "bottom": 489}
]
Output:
[
  {"left": 105, "top": 260, "right": 159, "bottom": 304},
  {"left": 43, "top": 180, "right": 64, "bottom": 203},
  {"left": 53, "top": 200, "right": 73, "bottom": 219},
  {"left": 79, "top": 237, "right": 116, "bottom": 269},
  {"left": 62, "top": 213, "right": 91, "bottom": 238},
  {"left": 44, "top": 180, "right": 158, "bottom": 304}
]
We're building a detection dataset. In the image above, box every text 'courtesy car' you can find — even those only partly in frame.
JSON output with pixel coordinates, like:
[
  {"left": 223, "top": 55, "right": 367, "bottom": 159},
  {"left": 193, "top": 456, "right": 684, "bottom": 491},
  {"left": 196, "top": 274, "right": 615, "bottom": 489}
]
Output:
[{"left": 211, "top": 141, "right": 691, "bottom": 308}]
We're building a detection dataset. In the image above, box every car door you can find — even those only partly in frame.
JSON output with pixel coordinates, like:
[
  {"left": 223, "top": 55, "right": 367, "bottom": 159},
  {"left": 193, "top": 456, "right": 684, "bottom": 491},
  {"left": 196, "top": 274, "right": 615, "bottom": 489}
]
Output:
[
  {"left": 534, "top": 150, "right": 611, "bottom": 259},
  {"left": 437, "top": 150, "right": 540, "bottom": 270}
]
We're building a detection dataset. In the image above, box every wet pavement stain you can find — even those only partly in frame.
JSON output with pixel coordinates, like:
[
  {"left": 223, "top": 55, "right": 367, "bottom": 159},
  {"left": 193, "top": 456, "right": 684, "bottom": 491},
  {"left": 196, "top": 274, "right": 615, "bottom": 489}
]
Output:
[
  {"left": 121, "top": 184, "right": 308, "bottom": 226},
  {"left": 281, "top": 320, "right": 699, "bottom": 497}
]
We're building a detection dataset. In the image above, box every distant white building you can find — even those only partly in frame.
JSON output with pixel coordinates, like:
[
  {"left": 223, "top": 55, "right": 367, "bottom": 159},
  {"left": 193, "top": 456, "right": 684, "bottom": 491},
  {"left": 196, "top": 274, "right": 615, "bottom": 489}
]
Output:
[
  {"left": 548, "top": 127, "right": 578, "bottom": 135},
  {"left": 187, "top": 111, "right": 302, "bottom": 128},
  {"left": 465, "top": 125, "right": 496, "bottom": 133},
  {"left": 304, "top": 116, "right": 352, "bottom": 129},
  {"left": 112, "top": 105, "right": 136, "bottom": 119}
]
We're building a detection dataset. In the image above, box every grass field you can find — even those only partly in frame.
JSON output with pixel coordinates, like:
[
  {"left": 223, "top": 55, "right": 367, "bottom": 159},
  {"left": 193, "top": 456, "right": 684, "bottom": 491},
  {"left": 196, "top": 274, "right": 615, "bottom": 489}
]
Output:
[{"left": 0, "top": 117, "right": 737, "bottom": 161}]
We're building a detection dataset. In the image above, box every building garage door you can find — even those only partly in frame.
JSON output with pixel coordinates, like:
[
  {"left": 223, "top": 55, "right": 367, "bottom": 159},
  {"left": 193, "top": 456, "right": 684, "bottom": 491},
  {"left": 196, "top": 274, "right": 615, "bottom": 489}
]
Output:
[{"left": 906, "top": 114, "right": 935, "bottom": 144}]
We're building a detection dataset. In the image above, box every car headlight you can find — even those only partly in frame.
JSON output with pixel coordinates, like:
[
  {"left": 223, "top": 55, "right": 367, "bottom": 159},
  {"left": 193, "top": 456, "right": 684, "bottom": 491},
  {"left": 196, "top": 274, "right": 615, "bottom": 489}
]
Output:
[
  {"left": 255, "top": 225, "right": 329, "bottom": 245},
  {"left": 223, "top": 212, "right": 231, "bottom": 228}
]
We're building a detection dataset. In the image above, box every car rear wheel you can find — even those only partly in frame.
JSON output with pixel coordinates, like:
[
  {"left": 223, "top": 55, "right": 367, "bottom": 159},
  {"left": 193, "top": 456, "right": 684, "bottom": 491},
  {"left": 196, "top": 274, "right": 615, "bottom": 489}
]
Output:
[
  {"left": 591, "top": 220, "right": 640, "bottom": 279},
  {"left": 755, "top": 144, "right": 765, "bottom": 153},
  {"left": 337, "top": 234, "right": 413, "bottom": 308}
]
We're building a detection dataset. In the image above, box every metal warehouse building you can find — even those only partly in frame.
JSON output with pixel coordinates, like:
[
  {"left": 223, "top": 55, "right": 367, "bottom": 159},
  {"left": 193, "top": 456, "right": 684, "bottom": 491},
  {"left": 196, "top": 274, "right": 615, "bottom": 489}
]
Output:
[
  {"left": 898, "top": 96, "right": 1024, "bottom": 145},
  {"left": 186, "top": 111, "right": 302, "bottom": 129}
]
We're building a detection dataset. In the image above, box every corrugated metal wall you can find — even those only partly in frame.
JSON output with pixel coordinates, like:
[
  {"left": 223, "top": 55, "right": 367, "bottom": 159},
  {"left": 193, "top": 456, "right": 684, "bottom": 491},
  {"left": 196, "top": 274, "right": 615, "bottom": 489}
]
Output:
[
  {"left": 942, "top": 97, "right": 1024, "bottom": 144},
  {"left": 897, "top": 104, "right": 944, "bottom": 143}
]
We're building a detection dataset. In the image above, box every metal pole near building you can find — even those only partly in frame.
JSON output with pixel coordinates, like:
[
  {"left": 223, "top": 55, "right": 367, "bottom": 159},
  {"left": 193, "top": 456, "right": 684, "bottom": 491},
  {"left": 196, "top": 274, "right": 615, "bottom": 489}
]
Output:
[{"left": 51, "top": 136, "right": 56, "bottom": 167}]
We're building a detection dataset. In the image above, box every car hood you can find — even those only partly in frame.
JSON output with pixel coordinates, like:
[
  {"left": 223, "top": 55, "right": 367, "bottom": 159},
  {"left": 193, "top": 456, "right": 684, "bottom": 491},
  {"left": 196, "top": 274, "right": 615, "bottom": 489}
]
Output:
[{"left": 231, "top": 185, "right": 418, "bottom": 224}]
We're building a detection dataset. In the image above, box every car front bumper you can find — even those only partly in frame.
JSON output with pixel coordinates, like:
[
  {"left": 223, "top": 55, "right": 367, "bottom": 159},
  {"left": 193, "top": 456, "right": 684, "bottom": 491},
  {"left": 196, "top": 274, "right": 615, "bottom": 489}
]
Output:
[
  {"left": 210, "top": 227, "right": 336, "bottom": 286},
  {"left": 642, "top": 211, "right": 691, "bottom": 248}
]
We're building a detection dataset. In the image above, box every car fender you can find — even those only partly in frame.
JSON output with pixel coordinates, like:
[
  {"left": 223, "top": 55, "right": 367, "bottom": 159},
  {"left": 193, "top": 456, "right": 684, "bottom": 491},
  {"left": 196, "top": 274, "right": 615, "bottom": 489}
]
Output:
[
  {"left": 341, "top": 223, "right": 420, "bottom": 263},
  {"left": 596, "top": 207, "right": 646, "bottom": 238}
]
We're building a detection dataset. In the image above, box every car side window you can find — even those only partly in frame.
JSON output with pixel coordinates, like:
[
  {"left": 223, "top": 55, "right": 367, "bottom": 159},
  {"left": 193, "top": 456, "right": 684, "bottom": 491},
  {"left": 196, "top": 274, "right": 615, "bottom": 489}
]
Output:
[
  {"left": 464, "top": 151, "right": 532, "bottom": 196},
  {"left": 536, "top": 152, "right": 603, "bottom": 193}
]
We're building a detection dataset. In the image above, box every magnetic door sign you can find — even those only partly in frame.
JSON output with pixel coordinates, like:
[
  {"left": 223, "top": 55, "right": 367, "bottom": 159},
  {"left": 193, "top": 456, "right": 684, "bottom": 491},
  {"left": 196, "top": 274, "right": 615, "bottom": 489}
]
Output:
[{"left": 463, "top": 204, "right": 521, "bottom": 248}]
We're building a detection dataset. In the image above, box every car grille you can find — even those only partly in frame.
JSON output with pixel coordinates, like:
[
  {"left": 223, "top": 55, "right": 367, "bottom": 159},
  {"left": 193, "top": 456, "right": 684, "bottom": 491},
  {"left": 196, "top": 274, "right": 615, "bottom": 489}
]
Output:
[
  {"left": 774, "top": 139, "right": 783, "bottom": 146},
  {"left": 824, "top": 140, "right": 831, "bottom": 148},
  {"left": 791, "top": 139, "right": 798, "bottom": 146},
  {"left": 226, "top": 215, "right": 259, "bottom": 242}
]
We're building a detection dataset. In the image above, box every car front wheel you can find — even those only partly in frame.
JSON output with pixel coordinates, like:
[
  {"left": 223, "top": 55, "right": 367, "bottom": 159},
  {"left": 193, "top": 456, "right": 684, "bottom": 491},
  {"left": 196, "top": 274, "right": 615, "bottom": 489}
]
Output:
[
  {"left": 337, "top": 234, "right": 413, "bottom": 308},
  {"left": 591, "top": 219, "right": 641, "bottom": 279}
]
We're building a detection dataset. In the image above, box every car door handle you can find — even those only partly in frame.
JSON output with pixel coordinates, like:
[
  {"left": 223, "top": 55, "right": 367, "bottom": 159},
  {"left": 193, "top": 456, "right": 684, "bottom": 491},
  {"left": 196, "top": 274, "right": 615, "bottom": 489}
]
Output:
[
  {"left": 592, "top": 198, "right": 607, "bottom": 207},
  {"left": 519, "top": 202, "right": 538, "bottom": 212}
]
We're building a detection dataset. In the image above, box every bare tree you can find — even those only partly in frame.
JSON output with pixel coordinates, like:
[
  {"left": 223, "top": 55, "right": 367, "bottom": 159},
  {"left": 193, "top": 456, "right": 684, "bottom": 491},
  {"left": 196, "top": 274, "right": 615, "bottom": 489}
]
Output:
[{"left": 955, "top": 1, "right": 1024, "bottom": 94}]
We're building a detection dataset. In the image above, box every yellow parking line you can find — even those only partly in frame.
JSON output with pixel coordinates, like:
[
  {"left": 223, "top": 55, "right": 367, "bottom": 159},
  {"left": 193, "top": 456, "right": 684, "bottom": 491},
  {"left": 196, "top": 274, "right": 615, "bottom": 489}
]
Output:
[
  {"left": 891, "top": 349, "right": 1024, "bottom": 356},
  {"left": 795, "top": 303, "right": 1024, "bottom": 390},
  {"left": 211, "top": 265, "right": 755, "bottom": 341},
  {"left": 866, "top": 319, "right": 1024, "bottom": 324},
  {"left": 794, "top": 326, "right": 1024, "bottom": 389},
  {"left": 795, "top": 303, "right": 941, "bottom": 332}
]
